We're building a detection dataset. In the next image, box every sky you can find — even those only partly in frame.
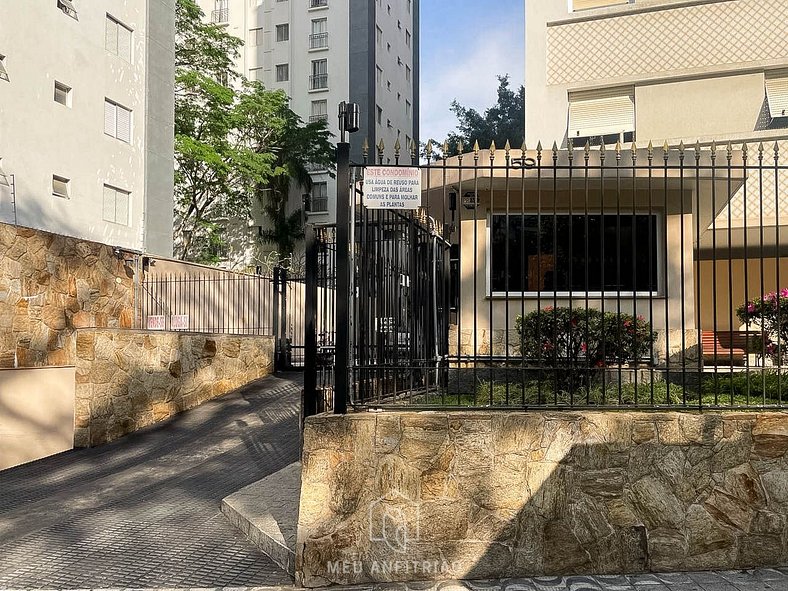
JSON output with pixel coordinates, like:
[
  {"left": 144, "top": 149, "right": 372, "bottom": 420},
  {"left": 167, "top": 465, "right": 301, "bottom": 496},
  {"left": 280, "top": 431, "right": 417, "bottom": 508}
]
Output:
[{"left": 419, "top": 0, "right": 525, "bottom": 143}]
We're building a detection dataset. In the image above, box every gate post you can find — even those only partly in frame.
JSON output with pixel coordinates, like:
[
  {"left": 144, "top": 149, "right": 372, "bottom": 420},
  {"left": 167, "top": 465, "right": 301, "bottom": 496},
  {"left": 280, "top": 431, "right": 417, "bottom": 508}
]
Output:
[
  {"left": 272, "top": 266, "right": 282, "bottom": 370},
  {"left": 304, "top": 225, "right": 319, "bottom": 418},
  {"left": 334, "top": 141, "right": 351, "bottom": 414},
  {"left": 279, "top": 266, "right": 289, "bottom": 370}
]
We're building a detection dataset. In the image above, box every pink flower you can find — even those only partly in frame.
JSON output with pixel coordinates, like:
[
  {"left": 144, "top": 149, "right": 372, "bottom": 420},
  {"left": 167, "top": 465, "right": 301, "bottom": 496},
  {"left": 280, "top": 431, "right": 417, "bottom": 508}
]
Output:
[
  {"left": 581, "top": 343, "right": 588, "bottom": 352},
  {"left": 780, "top": 288, "right": 788, "bottom": 298},
  {"left": 624, "top": 320, "right": 632, "bottom": 328},
  {"left": 747, "top": 303, "right": 756, "bottom": 313},
  {"left": 544, "top": 306, "right": 554, "bottom": 313}
]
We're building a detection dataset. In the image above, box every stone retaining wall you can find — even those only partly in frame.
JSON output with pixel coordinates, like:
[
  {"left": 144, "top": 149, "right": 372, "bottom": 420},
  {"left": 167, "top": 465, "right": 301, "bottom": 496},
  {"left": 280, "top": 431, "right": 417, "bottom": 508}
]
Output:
[
  {"left": 74, "top": 329, "right": 274, "bottom": 447},
  {"left": 0, "top": 224, "right": 136, "bottom": 368},
  {"left": 297, "top": 410, "right": 788, "bottom": 587}
]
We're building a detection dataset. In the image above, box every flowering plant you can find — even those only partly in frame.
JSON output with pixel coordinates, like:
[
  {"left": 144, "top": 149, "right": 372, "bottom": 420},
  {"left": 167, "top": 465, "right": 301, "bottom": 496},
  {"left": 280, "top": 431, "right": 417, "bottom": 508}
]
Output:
[{"left": 736, "top": 289, "right": 788, "bottom": 363}]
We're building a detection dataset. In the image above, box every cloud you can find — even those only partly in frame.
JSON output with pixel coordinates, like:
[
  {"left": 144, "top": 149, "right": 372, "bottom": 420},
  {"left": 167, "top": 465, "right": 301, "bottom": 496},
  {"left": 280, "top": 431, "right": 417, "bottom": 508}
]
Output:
[{"left": 419, "top": 22, "right": 524, "bottom": 143}]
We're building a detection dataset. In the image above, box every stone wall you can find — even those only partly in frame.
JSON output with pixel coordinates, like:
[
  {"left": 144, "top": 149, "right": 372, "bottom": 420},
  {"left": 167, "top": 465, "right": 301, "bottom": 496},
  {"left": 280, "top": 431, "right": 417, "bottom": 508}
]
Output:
[
  {"left": 74, "top": 329, "right": 274, "bottom": 447},
  {"left": 297, "top": 411, "right": 788, "bottom": 587},
  {"left": 0, "top": 224, "right": 136, "bottom": 368}
]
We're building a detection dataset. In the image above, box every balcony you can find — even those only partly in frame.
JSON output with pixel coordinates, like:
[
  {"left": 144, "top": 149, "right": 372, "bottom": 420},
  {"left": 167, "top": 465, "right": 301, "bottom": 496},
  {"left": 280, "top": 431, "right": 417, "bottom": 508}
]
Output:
[
  {"left": 211, "top": 7, "right": 229, "bottom": 23},
  {"left": 309, "top": 74, "right": 328, "bottom": 90},
  {"left": 309, "top": 32, "right": 329, "bottom": 50},
  {"left": 309, "top": 114, "right": 329, "bottom": 123},
  {"left": 310, "top": 0, "right": 328, "bottom": 7}
]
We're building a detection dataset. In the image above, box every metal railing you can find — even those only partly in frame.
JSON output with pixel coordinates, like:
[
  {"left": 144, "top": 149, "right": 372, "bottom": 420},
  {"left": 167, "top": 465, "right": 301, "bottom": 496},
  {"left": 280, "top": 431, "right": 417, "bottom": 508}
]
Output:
[
  {"left": 309, "top": 73, "right": 328, "bottom": 90},
  {"left": 309, "top": 32, "right": 329, "bottom": 49},
  {"left": 309, "top": 114, "right": 328, "bottom": 123},
  {"left": 304, "top": 137, "right": 788, "bottom": 412},
  {"left": 211, "top": 7, "right": 229, "bottom": 23},
  {"left": 310, "top": 0, "right": 328, "bottom": 7}
]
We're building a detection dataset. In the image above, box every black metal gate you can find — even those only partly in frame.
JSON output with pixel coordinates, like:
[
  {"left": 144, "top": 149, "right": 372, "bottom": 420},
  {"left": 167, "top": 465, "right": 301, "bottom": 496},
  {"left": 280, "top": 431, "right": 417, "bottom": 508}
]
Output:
[{"left": 303, "top": 142, "right": 450, "bottom": 415}]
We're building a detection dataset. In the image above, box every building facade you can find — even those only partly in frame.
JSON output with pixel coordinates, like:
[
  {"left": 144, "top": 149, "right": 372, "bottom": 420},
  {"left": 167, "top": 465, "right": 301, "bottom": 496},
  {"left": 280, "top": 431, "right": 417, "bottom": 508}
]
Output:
[
  {"left": 196, "top": 0, "right": 419, "bottom": 225},
  {"left": 0, "top": 0, "right": 176, "bottom": 256},
  {"left": 525, "top": 0, "right": 788, "bottom": 149}
]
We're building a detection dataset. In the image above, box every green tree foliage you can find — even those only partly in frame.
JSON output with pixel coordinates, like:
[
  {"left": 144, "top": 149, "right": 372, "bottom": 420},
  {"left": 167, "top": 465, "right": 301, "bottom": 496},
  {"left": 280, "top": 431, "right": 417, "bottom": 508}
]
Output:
[
  {"left": 174, "top": 0, "right": 334, "bottom": 264},
  {"left": 426, "top": 75, "right": 525, "bottom": 159}
]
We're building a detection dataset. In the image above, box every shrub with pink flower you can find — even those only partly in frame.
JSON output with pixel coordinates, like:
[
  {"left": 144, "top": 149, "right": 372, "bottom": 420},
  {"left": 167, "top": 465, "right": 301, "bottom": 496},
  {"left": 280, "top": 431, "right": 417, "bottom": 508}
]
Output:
[{"left": 737, "top": 290, "right": 788, "bottom": 363}]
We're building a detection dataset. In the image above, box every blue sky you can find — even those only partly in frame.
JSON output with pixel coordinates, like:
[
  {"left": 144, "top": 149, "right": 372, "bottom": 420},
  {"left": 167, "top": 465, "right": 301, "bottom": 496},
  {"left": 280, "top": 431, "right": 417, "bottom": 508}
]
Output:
[{"left": 419, "top": 0, "right": 525, "bottom": 143}]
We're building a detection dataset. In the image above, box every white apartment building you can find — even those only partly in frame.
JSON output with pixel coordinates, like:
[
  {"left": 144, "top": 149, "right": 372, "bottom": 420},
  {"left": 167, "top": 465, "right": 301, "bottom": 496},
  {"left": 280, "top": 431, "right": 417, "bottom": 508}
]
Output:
[
  {"left": 0, "top": 0, "right": 176, "bottom": 256},
  {"left": 197, "top": 0, "right": 419, "bottom": 225},
  {"left": 525, "top": 0, "right": 788, "bottom": 149}
]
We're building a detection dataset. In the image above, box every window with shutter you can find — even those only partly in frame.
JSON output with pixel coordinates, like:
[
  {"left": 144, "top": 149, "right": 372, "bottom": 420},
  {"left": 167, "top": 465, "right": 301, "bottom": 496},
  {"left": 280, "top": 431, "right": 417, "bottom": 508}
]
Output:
[
  {"left": 58, "top": 0, "right": 78, "bottom": 20},
  {"left": 766, "top": 72, "right": 788, "bottom": 120},
  {"left": 104, "top": 100, "right": 117, "bottom": 136},
  {"left": 52, "top": 175, "right": 70, "bottom": 198},
  {"left": 568, "top": 87, "right": 635, "bottom": 141},
  {"left": 54, "top": 81, "right": 71, "bottom": 107},
  {"left": 103, "top": 185, "right": 131, "bottom": 225},
  {"left": 118, "top": 24, "right": 132, "bottom": 62},
  {"left": 106, "top": 18, "right": 118, "bottom": 54},
  {"left": 104, "top": 99, "right": 132, "bottom": 143},
  {"left": 116, "top": 105, "right": 132, "bottom": 143},
  {"left": 106, "top": 15, "right": 132, "bottom": 62},
  {"left": 0, "top": 55, "right": 8, "bottom": 82}
]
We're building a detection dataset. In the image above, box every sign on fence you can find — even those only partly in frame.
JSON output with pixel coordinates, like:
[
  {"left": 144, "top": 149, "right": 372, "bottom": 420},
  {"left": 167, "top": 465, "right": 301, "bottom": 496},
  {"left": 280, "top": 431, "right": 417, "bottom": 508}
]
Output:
[
  {"left": 362, "top": 167, "right": 421, "bottom": 210},
  {"left": 147, "top": 315, "right": 166, "bottom": 331},
  {"left": 171, "top": 314, "right": 189, "bottom": 330}
]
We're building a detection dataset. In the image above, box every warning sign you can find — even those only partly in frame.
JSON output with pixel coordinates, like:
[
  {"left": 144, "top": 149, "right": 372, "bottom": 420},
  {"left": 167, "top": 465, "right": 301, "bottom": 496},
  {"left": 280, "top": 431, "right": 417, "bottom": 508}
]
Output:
[{"left": 362, "top": 167, "right": 422, "bottom": 210}]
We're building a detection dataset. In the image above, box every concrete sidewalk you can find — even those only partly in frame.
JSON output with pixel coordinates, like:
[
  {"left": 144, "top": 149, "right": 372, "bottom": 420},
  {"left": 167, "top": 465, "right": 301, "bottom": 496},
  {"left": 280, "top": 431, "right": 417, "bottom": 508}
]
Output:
[{"left": 0, "top": 374, "right": 303, "bottom": 589}]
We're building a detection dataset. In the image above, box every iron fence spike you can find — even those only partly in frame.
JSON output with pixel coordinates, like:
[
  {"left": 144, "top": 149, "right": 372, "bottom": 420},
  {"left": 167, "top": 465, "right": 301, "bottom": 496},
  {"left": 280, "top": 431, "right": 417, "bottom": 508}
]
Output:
[
  {"left": 490, "top": 140, "right": 497, "bottom": 155},
  {"left": 473, "top": 140, "right": 480, "bottom": 155},
  {"left": 521, "top": 139, "right": 527, "bottom": 152}
]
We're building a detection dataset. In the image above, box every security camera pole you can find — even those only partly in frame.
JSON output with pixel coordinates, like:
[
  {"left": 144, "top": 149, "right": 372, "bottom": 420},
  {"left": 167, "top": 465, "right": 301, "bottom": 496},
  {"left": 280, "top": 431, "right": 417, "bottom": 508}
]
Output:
[{"left": 334, "top": 102, "right": 359, "bottom": 415}]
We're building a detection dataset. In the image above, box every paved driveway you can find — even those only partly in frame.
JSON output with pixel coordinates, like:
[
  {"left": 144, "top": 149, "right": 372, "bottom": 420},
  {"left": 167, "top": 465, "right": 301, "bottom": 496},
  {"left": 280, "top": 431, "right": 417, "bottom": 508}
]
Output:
[{"left": 0, "top": 373, "right": 302, "bottom": 589}]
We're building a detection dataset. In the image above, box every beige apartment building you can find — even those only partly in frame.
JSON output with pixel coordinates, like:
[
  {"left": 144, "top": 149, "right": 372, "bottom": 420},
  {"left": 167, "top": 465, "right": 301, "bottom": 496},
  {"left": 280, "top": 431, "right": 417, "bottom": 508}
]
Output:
[{"left": 0, "top": 0, "right": 176, "bottom": 256}]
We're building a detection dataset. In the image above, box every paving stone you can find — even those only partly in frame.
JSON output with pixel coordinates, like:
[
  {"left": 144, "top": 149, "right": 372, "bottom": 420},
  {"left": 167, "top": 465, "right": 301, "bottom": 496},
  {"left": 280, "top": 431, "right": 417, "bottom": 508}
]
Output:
[{"left": 0, "top": 374, "right": 302, "bottom": 589}]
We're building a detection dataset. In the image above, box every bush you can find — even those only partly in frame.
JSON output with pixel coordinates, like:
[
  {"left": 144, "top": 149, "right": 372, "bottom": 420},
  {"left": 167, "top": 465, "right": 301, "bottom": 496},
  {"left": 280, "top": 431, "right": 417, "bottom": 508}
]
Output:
[
  {"left": 514, "top": 306, "right": 655, "bottom": 369},
  {"left": 737, "top": 289, "right": 788, "bottom": 364}
]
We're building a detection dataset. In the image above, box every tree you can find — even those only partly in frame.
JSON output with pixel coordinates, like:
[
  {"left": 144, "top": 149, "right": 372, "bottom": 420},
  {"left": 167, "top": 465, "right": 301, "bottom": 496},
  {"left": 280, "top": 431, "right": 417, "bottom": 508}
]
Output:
[
  {"left": 238, "top": 87, "right": 335, "bottom": 263},
  {"left": 442, "top": 75, "right": 525, "bottom": 156},
  {"left": 173, "top": 0, "right": 334, "bottom": 265}
]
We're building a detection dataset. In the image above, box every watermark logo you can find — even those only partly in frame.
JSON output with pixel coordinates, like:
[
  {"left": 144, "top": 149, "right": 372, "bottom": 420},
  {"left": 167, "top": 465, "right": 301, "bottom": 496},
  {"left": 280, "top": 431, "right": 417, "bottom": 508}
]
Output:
[{"left": 368, "top": 491, "right": 420, "bottom": 554}]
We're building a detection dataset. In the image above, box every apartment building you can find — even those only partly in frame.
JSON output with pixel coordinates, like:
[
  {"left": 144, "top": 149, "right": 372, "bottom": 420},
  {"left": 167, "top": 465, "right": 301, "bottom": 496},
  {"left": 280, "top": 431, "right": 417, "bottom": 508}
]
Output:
[
  {"left": 0, "top": 0, "right": 176, "bottom": 256},
  {"left": 197, "top": 0, "right": 419, "bottom": 224},
  {"left": 525, "top": 0, "right": 788, "bottom": 149}
]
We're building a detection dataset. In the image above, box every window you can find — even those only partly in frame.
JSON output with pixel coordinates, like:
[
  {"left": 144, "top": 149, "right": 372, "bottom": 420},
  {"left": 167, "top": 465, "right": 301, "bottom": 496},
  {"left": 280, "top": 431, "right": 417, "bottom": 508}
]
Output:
[
  {"left": 276, "top": 23, "right": 289, "bottom": 42},
  {"left": 310, "top": 18, "right": 328, "bottom": 49},
  {"left": 387, "top": 42, "right": 391, "bottom": 53},
  {"left": 407, "top": 0, "right": 411, "bottom": 13},
  {"left": 57, "top": 0, "right": 78, "bottom": 20},
  {"left": 376, "top": 25, "right": 383, "bottom": 45},
  {"left": 387, "top": 119, "right": 392, "bottom": 128},
  {"left": 249, "top": 27, "right": 264, "bottom": 46},
  {"left": 102, "top": 185, "right": 130, "bottom": 225},
  {"left": 376, "top": 105, "right": 382, "bottom": 124},
  {"left": 405, "top": 30, "right": 411, "bottom": 48},
  {"left": 397, "top": 20, "right": 401, "bottom": 30},
  {"left": 376, "top": 66, "right": 383, "bottom": 85},
  {"left": 106, "top": 15, "right": 132, "bottom": 62},
  {"left": 276, "top": 64, "right": 289, "bottom": 82},
  {"left": 311, "top": 182, "right": 328, "bottom": 212},
  {"left": 406, "top": 100, "right": 411, "bottom": 117},
  {"left": 54, "top": 81, "right": 72, "bottom": 107},
  {"left": 489, "top": 214, "right": 659, "bottom": 295},
  {"left": 766, "top": 71, "right": 788, "bottom": 120},
  {"left": 104, "top": 99, "right": 132, "bottom": 143},
  {"left": 310, "top": 59, "right": 327, "bottom": 89},
  {"left": 0, "top": 55, "right": 9, "bottom": 82},
  {"left": 310, "top": 0, "right": 328, "bottom": 6},
  {"left": 568, "top": 87, "right": 635, "bottom": 145},
  {"left": 406, "top": 65, "right": 411, "bottom": 82},
  {"left": 397, "top": 92, "right": 401, "bottom": 102},
  {"left": 212, "top": 0, "right": 228, "bottom": 23},
  {"left": 52, "top": 175, "right": 70, "bottom": 198},
  {"left": 310, "top": 99, "right": 328, "bottom": 122},
  {"left": 249, "top": 67, "right": 263, "bottom": 81}
]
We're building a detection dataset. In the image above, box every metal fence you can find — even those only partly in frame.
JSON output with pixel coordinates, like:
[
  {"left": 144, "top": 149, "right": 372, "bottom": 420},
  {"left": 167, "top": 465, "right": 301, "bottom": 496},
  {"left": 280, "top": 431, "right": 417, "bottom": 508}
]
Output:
[
  {"left": 139, "top": 266, "right": 306, "bottom": 370},
  {"left": 305, "top": 138, "right": 788, "bottom": 413}
]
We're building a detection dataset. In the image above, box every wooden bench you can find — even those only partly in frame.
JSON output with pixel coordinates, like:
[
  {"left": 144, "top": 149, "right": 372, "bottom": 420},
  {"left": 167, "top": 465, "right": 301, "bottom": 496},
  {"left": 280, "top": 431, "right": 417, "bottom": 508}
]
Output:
[{"left": 701, "top": 330, "right": 761, "bottom": 365}]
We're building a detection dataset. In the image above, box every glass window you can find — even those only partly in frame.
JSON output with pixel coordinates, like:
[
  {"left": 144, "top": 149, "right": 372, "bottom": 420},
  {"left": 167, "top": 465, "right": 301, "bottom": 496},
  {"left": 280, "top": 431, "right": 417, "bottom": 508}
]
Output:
[
  {"left": 54, "top": 81, "right": 72, "bottom": 107},
  {"left": 276, "top": 63, "right": 289, "bottom": 82},
  {"left": 490, "top": 214, "right": 659, "bottom": 294},
  {"left": 275, "top": 23, "right": 289, "bottom": 42}
]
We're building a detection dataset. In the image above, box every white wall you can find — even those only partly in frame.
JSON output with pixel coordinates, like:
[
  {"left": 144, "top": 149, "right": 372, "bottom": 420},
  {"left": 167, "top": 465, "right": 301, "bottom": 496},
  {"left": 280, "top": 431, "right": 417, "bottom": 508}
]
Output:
[{"left": 0, "top": 0, "right": 174, "bottom": 255}]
